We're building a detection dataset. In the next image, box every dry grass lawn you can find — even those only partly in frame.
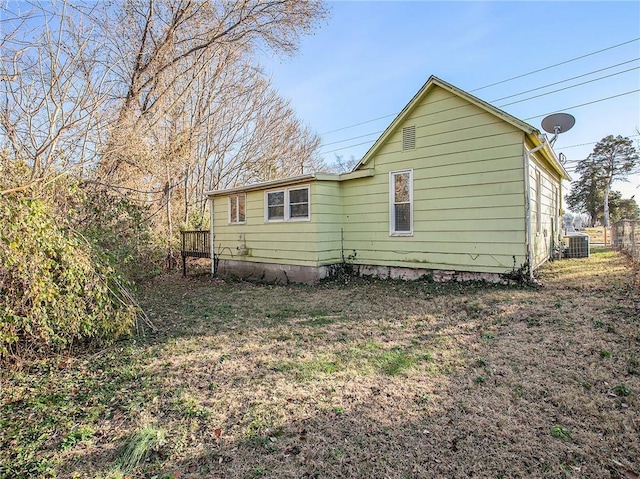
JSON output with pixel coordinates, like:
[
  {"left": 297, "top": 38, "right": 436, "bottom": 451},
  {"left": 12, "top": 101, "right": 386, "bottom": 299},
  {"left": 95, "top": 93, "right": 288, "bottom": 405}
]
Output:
[{"left": 1, "top": 248, "right": 639, "bottom": 478}]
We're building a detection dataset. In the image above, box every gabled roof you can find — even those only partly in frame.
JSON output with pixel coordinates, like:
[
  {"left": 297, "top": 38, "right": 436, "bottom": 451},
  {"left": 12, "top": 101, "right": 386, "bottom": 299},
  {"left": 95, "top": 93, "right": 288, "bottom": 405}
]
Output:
[{"left": 353, "top": 75, "right": 570, "bottom": 180}]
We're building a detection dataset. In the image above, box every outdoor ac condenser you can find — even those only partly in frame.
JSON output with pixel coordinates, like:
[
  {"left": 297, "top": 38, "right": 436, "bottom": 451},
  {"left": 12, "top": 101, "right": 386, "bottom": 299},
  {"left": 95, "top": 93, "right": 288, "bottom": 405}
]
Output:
[{"left": 563, "top": 233, "right": 590, "bottom": 258}]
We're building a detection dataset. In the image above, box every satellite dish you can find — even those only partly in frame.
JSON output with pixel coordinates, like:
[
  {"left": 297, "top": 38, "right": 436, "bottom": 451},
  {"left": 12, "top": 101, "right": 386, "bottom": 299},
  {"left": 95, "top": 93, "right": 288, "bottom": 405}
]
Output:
[{"left": 541, "top": 113, "right": 575, "bottom": 146}]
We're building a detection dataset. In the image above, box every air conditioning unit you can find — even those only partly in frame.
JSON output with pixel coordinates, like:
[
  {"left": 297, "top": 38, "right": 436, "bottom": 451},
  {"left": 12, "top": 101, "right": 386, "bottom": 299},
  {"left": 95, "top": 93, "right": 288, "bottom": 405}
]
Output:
[{"left": 563, "top": 233, "right": 589, "bottom": 258}]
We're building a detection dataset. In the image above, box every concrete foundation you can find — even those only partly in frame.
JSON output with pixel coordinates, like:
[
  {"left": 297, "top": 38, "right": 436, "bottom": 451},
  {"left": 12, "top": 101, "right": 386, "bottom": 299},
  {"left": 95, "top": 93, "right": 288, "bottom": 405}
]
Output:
[
  {"left": 216, "top": 259, "right": 509, "bottom": 285},
  {"left": 353, "top": 264, "right": 507, "bottom": 284},
  {"left": 216, "top": 259, "right": 333, "bottom": 284}
]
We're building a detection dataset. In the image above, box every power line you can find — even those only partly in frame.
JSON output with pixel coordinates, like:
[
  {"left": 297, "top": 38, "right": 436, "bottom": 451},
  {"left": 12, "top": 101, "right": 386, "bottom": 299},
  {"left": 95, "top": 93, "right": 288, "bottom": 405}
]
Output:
[
  {"left": 470, "top": 37, "right": 640, "bottom": 92},
  {"left": 319, "top": 85, "right": 640, "bottom": 156},
  {"left": 319, "top": 62, "right": 639, "bottom": 154},
  {"left": 321, "top": 139, "right": 384, "bottom": 155},
  {"left": 319, "top": 37, "right": 640, "bottom": 137},
  {"left": 499, "top": 66, "right": 640, "bottom": 108},
  {"left": 319, "top": 89, "right": 640, "bottom": 156},
  {"left": 523, "top": 89, "right": 640, "bottom": 121},
  {"left": 320, "top": 113, "right": 397, "bottom": 136},
  {"left": 491, "top": 57, "right": 640, "bottom": 103},
  {"left": 321, "top": 130, "right": 383, "bottom": 148},
  {"left": 558, "top": 135, "right": 640, "bottom": 150}
]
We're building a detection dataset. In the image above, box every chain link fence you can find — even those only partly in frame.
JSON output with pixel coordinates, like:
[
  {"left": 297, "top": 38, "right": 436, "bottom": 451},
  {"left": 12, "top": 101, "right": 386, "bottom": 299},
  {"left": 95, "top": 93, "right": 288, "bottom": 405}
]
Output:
[{"left": 612, "top": 220, "right": 640, "bottom": 263}]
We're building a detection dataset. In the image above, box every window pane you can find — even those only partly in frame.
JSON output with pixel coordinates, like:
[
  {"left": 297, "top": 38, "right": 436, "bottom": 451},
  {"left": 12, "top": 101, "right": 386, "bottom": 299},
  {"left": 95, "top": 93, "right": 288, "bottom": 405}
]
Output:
[
  {"left": 289, "top": 187, "right": 309, "bottom": 218},
  {"left": 395, "top": 203, "right": 411, "bottom": 232},
  {"left": 267, "top": 191, "right": 284, "bottom": 220},
  {"left": 230, "top": 196, "right": 238, "bottom": 222},
  {"left": 394, "top": 173, "right": 410, "bottom": 202},
  {"left": 290, "top": 203, "right": 309, "bottom": 218},
  {"left": 289, "top": 188, "right": 308, "bottom": 204},
  {"left": 268, "top": 205, "right": 284, "bottom": 220},
  {"left": 238, "top": 195, "right": 245, "bottom": 222},
  {"left": 268, "top": 191, "right": 284, "bottom": 207}
]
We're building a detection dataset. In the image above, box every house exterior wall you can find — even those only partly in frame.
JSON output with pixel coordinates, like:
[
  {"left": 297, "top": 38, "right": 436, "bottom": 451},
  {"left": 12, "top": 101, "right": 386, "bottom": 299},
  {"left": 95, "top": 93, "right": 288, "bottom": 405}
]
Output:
[
  {"left": 314, "top": 181, "right": 344, "bottom": 264},
  {"left": 212, "top": 180, "right": 343, "bottom": 270},
  {"left": 207, "top": 79, "right": 568, "bottom": 283},
  {"left": 341, "top": 85, "right": 528, "bottom": 275},
  {"left": 528, "top": 151, "right": 563, "bottom": 269},
  {"left": 213, "top": 182, "right": 318, "bottom": 267}
]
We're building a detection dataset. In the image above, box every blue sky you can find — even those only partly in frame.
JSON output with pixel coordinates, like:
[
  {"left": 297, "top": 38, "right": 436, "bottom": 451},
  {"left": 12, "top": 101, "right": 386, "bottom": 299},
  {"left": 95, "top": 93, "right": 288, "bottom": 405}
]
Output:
[{"left": 261, "top": 1, "right": 640, "bottom": 202}]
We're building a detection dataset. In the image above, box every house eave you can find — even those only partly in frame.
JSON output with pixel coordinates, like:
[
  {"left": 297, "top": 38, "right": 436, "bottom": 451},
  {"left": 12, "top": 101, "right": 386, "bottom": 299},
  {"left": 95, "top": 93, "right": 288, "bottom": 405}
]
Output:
[
  {"left": 206, "top": 169, "right": 375, "bottom": 197},
  {"left": 339, "top": 168, "right": 374, "bottom": 180},
  {"left": 527, "top": 133, "right": 572, "bottom": 181},
  {"left": 207, "top": 174, "right": 318, "bottom": 197}
]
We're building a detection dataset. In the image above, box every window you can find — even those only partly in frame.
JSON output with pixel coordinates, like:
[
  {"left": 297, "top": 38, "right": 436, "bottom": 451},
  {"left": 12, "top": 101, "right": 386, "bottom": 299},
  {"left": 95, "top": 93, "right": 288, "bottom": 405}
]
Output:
[
  {"left": 390, "top": 170, "right": 413, "bottom": 235},
  {"left": 266, "top": 185, "right": 310, "bottom": 222},
  {"left": 289, "top": 187, "right": 309, "bottom": 219},
  {"left": 402, "top": 125, "right": 416, "bottom": 151},
  {"left": 266, "top": 191, "right": 285, "bottom": 221},
  {"left": 229, "top": 194, "right": 246, "bottom": 224}
]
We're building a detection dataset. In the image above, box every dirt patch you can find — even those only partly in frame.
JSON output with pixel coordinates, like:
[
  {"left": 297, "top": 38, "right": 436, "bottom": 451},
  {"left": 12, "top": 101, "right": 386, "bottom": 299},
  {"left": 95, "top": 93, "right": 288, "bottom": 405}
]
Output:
[{"left": 1, "top": 249, "right": 639, "bottom": 478}]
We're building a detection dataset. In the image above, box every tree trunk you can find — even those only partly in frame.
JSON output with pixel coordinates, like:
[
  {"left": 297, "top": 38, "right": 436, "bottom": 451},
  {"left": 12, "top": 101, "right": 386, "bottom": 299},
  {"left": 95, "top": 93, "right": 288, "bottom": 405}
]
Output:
[
  {"left": 603, "top": 184, "right": 611, "bottom": 228},
  {"left": 165, "top": 175, "right": 175, "bottom": 270},
  {"left": 184, "top": 168, "right": 189, "bottom": 226}
]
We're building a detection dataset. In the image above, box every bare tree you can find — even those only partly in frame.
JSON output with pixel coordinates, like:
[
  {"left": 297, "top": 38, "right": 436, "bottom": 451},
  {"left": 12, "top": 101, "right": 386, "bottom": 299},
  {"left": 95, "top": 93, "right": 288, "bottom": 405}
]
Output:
[
  {"left": 95, "top": 0, "right": 327, "bottom": 179},
  {"left": 1, "top": 0, "right": 328, "bottom": 270},
  {"left": 0, "top": 1, "right": 115, "bottom": 191}
]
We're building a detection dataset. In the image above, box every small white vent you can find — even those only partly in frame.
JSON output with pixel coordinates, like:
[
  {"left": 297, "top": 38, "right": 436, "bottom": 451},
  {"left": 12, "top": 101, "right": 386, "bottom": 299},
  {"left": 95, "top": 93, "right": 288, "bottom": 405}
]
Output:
[{"left": 402, "top": 125, "right": 416, "bottom": 151}]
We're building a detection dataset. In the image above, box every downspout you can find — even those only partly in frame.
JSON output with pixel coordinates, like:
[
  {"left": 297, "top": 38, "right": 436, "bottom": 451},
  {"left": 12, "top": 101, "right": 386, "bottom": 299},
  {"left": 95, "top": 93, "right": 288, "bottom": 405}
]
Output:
[
  {"left": 524, "top": 142, "right": 545, "bottom": 281},
  {"left": 210, "top": 195, "right": 216, "bottom": 277}
]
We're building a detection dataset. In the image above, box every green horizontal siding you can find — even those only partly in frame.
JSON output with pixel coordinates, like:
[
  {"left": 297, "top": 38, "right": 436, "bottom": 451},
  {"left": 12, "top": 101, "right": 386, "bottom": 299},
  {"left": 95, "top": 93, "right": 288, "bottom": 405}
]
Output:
[
  {"left": 350, "top": 252, "right": 521, "bottom": 272},
  {"left": 529, "top": 154, "right": 562, "bottom": 268},
  {"left": 213, "top": 182, "right": 319, "bottom": 266},
  {"left": 342, "top": 84, "right": 528, "bottom": 274},
  {"left": 212, "top": 180, "right": 343, "bottom": 267},
  {"left": 315, "top": 181, "right": 343, "bottom": 263},
  {"left": 209, "top": 83, "right": 565, "bottom": 276}
]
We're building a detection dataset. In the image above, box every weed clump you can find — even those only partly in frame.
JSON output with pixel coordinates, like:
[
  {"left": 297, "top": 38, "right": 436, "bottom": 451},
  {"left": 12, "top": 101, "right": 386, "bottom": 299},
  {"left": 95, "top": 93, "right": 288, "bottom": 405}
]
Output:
[{"left": 113, "top": 425, "right": 166, "bottom": 474}]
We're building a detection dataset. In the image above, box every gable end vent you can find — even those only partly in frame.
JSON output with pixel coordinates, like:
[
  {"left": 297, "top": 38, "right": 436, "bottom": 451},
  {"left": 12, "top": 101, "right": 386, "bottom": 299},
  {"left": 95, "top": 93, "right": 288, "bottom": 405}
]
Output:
[{"left": 402, "top": 125, "right": 416, "bottom": 151}]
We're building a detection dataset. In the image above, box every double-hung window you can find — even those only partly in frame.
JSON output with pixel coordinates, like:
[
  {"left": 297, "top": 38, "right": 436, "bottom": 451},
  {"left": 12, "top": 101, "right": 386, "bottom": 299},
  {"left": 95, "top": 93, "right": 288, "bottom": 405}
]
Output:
[
  {"left": 266, "top": 185, "right": 310, "bottom": 222},
  {"left": 288, "top": 187, "right": 309, "bottom": 219},
  {"left": 229, "top": 193, "right": 246, "bottom": 224},
  {"left": 390, "top": 170, "right": 413, "bottom": 235},
  {"left": 266, "top": 191, "right": 285, "bottom": 221}
]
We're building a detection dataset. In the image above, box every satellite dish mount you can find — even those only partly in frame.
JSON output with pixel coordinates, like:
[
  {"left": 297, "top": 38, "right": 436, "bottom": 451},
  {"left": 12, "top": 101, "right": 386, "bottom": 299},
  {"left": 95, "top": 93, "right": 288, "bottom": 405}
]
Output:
[{"left": 541, "top": 113, "right": 575, "bottom": 147}]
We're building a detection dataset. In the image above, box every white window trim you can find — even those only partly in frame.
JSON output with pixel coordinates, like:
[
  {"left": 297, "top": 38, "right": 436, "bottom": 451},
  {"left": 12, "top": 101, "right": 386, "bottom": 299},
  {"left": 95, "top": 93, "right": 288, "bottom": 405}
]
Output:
[
  {"left": 287, "top": 185, "right": 311, "bottom": 222},
  {"left": 265, "top": 189, "right": 286, "bottom": 222},
  {"left": 389, "top": 169, "right": 413, "bottom": 236},
  {"left": 265, "top": 185, "right": 311, "bottom": 223},
  {"left": 228, "top": 193, "right": 246, "bottom": 225}
]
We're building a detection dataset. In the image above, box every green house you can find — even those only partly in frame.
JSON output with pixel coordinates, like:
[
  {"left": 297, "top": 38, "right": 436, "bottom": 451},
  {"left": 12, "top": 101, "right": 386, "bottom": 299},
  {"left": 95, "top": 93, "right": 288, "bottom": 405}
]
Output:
[{"left": 207, "top": 76, "right": 570, "bottom": 284}]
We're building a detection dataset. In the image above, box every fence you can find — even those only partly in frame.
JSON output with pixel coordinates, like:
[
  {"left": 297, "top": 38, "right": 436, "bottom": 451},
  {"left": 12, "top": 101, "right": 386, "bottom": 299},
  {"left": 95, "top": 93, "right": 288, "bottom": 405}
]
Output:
[
  {"left": 612, "top": 220, "right": 640, "bottom": 263},
  {"left": 180, "top": 230, "right": 210, "bottom": 275}
]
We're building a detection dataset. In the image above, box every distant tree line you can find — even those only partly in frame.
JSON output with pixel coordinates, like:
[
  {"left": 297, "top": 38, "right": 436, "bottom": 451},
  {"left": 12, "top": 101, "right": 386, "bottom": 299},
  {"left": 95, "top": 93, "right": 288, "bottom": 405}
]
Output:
[{"left": 565, "top": 135, "right": 639, "bottom": 227}]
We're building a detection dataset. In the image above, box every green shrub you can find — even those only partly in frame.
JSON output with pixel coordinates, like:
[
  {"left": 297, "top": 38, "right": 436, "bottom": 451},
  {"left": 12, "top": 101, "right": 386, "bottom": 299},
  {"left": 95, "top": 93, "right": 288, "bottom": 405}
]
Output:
[
  {"left": 73, "top": 183, "right": 163, "bottom": 281},
  {"left": 0, "top": 194, "right": 138, "bottom": 358}
]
